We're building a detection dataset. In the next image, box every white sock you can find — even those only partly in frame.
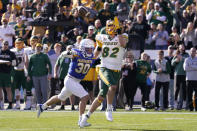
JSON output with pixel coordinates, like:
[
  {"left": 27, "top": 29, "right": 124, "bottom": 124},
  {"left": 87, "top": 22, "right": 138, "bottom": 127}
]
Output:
[
  {"left": 42, "top": 103, "right": 48, "bottom": 110},
  {"left": 87, "top": 111, "right": 92, "bottom": 117},
  {"left": 16, "top": 100, "right": 20, "bottom": 106},
  {"left": 0, "top": 101, "right": 4, "bottom": 108},
  {"left": 79, "top": 116, "right": 82, "bottom": 121},
  {"left": 25, "top": 96, "right": 32, "bottom": 108},
  {"left": 107, "top": 104, "right": 112, "bottom": 111}
]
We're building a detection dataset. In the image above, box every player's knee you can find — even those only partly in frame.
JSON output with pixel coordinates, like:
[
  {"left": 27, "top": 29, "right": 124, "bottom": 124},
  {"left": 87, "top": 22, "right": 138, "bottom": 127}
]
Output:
[
  {"left": 26, "top": 90, "right": 32, "bottom": 96},
  {"left": 81, "top": 95, "right": 89, "bottom": 103},
  {"left": 15, "top": 89, "right": 20, "bottom": 96},
  {"left": 58, "top": 94, "right": 67, "bottom": 101},
  {"left": 97, "top": 96, "right": 104, "bottom": 104},
  {"left": 109, "top": 85, "right": 117, "bottom": 91}
]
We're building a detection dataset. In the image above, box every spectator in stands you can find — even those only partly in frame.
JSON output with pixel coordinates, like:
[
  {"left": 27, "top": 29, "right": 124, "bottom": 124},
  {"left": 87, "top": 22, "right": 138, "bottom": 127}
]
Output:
[
  {"left": 165, "top": 45, "right": 175, "bottom": 110},
  {"left": 145, "top": 22, "right": 156, "bottom": 49},
  {"left": 120, "top": 51, "right": 137, "bottom": 110},
  {"left": 27, "top": 43, "right": 52, "bottom": 104},
  {"left": 11, "top": 0, "right": 21, "bottom": 14},
  {"left": 180, "top": 22, "right": 196, "bottom": 49},
  {"left": 56, "top": 6, "right": 75, "bottom": 33},
  {"left": 8, "top": 12, "right": 17, "bottom": 27},
  {"left": 94, "top": 19, "right": 102, "bottom": 35},
  {"left": 179, "top": 10, "right": 192, "bottom": 32},
  {"left": 48, "top": 43, "right": 61, "bottom": 108},
  {"left": 0, "top": 18, "right": 15, "bottom": 48},
  {"left": 129, "top": 14, "right": 150, "bottom": 53},
  {"left": 85, "top": 2, "right": 98, "bottom": 25},
  {"left": 2, "top": 4, "right": 12, "bottom": 20},
  {"left": 135, "top": 52, "right": 152, "bottom": 111},
  {"left": 172, "top": 44, "right": 189, "bottom": 110},
  {"left": 145, "top": 1, "right": 154, "bottom": 24},
  {"left": 94, "top": 0, "right": 104, "bottom": 12},
  {"left": 59, "top": 34, "right": 72, "bottom": 52},
  {"left": 97, "top": 2, "right": 114, "bottom": 27},
  {"left": 146, "top": 2, "right": 166, "bottom": 25},
  {"left": 0, "top": 41, "right": 17, "bottom": 109},
  {"left": 153, "top": 50, "right": 170, "bottom": 111},
  {"left": 66, "top": 27, "right": 81, "bottom": 44},
  {"left": 42, "top": 30, "right": 52, "bottom": 47},
  {"left": 152, "top": 23, "right": 169, "bottom": 49},
  {"left": 183, "top": 47, "right": 197, "bottom": 111},
  {"left": 109, "top": 0, "right": 118, "bottom": 16},
  {"left": 169, "top": 26, "right": 181, "bottom": 49},
  {"left": 128, "top": 1, "right": 140, "bottom": 21},
  {"left": 73, "top": 35, "right": 82, "bottom": 49},
  {"left": 72, "top": 8, "right": 87, "bottom": 31},
  {"left": 32, "top": 3, "right": 42, "bottom": 19},
  {"left": 14, "top": 16, "right": 30, "bottom": 44},
  {"left": 116, "top": 0, "right": 130, "bottom": 22},
  {"left": 82, "top": 25, "right": 96, "bottom": 41}
]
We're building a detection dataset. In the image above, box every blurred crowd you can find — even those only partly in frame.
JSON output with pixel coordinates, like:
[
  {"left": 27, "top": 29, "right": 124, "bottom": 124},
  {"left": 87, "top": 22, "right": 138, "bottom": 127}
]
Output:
[{"left": 0, "top": 0, "right": 197, "bottom": 111}]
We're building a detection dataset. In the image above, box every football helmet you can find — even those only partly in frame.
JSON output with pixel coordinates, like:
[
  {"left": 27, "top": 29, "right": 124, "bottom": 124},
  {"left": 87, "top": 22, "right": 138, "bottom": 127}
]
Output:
[
  {"left": 79, "top": 39, "right": 95, "bottom": 58},
  {"left": 15, "top": 38, "right": 25, "bottom": 50},
  {"left": 106, "top": 20, "right": 116, "bottom": 35}
]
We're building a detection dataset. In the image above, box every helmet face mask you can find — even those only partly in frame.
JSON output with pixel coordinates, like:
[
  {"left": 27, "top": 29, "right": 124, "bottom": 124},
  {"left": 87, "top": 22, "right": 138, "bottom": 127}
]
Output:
[
  {"left": 79, "top": 39, "right": 95, "bottom": 58},
  {"left": 106, "top": 21, "right": 116, "bottom": 35}
]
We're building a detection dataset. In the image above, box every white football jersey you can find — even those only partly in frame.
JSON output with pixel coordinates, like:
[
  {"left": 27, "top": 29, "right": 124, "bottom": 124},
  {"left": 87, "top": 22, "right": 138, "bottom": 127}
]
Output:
[
  {"left": 10, "top": 48, "right": 25, "bottom": 70},
  {"left": 96, "top": 33, "right": 128, "bottom": 70},
  {"left": 24, "top": 47, "right": 35, "bottom": 60}
]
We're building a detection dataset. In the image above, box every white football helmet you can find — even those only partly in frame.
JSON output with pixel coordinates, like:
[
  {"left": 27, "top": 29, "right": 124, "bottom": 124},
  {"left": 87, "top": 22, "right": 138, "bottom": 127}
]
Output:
[{"left": 79, "top": 39, "right": 95, "bottom": 58}]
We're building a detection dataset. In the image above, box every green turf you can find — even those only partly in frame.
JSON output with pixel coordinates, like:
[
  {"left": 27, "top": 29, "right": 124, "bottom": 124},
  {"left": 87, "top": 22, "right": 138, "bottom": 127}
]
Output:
[{"left": 0, "top": 111, "right": 197, "bottom": 131}]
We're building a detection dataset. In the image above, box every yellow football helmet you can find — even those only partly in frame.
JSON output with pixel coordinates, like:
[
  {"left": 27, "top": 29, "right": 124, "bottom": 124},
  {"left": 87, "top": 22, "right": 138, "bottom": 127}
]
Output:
[
  {"left": 15, "top": 38, "right": 24, "bottom": 50},
  {"left": 106, "top": 20, "right": 116, "bottom": 35},
  {"left": 106, "top": 17, "right": 120, "bottom": 35}
]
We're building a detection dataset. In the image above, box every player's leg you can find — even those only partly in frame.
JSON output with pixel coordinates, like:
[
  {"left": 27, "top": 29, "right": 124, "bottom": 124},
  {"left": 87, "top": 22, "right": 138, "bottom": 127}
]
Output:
[
  {"left": 37, "top": 76, "right": 72, "bottom": 118},
  {"left": 0, "top": 88, "right": 4, "bottom": 110},
  {"left": 67, "top": 77, "right": 90, "bottom": 126},
  {"left": 24, "top": 73, "right": 32, "bottom": 110},
  {"left": 69, "top": 95, "right": 75, "bottom": 110},
  {"left": 12, "top": 70, "right": 20, "bottom": 109},
  {"left": 80, "top": 81, "right": 107, "bottom": 127},
  {"left": 99, "top": 68, "right": 120, "bottom": 121},
  {"left": 4, "top": 73, "right": 13, "bottom": 109}
]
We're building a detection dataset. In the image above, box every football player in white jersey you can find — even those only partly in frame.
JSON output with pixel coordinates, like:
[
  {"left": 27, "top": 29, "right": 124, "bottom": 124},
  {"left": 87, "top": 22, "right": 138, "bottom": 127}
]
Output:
[
  {"left": 23, "top": 36, "right": 39, "bottom": 109},
  {"left": 80, "top": 18, "right": 128, "bottom": 127},
  {"left": 10, "top": 38, "right": 28, "bottom": 109}
]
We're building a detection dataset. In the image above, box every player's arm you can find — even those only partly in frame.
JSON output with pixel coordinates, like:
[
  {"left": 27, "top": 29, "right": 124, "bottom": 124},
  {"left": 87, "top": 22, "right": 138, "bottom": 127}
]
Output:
[
  {"left": 24, "top": 53, "right": 29, "bottom": 70},
  {"left": 60, "top": 50, "right": 78, "bottom": 58},
  {"left": 94, "top": 40, "right": 102, "bottom": 58}
]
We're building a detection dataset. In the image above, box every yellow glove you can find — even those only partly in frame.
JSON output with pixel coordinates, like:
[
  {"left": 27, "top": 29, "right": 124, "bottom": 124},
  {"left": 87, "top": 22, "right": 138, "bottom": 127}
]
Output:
[
  {"left": 114, "top": 16, "right": 120, "bottom": 30},
  {"left": 96, "top": 40, "right": 103, "bottom": 48}
]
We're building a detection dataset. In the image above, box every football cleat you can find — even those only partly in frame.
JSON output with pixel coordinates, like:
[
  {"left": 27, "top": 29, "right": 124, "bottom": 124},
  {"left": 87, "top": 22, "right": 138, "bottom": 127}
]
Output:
[
  {"left": 6, "top": 104, "right": 13, "bottom": 110},
  {"left": 79, "top": 114, "right": 91, "bottom": 128},
  {"left": 37, "top": 104, "right": 44, "bottom": 118},
  {"left": 105, "top": 110, "right": 113, "bottom": 121},
  {"left": 14, "top": 104, "right": 21, "bottom": 110},
  {"left": 141, "top": 107, "right": 147, "bottom": 111}
]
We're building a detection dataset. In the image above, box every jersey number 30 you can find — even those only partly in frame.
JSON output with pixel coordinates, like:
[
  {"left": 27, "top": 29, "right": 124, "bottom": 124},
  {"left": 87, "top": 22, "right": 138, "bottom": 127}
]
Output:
[{"left": 75, "top": 63, "right": 91, "bottom": 74}]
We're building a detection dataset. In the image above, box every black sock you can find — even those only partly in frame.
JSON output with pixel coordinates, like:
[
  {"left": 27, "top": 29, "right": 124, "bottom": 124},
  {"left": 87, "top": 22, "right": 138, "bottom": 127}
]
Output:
[{"left": 9, "top": 102, "right": 12, "bottom": 106}]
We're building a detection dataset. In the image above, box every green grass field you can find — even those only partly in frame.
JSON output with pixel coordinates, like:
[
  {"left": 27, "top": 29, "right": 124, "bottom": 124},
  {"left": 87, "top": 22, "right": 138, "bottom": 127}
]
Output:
[{"left": 0, "top": 110, "right": 197, "bottom": 131}]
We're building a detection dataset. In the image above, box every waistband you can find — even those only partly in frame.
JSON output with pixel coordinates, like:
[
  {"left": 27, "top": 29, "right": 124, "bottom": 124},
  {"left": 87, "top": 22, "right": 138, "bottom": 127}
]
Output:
[
  {"left": 14, "top": 69, "right": 24, "bottom": 71},
  {"left": 67, "top": 74, "right": 81, "bottom": 82}
]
